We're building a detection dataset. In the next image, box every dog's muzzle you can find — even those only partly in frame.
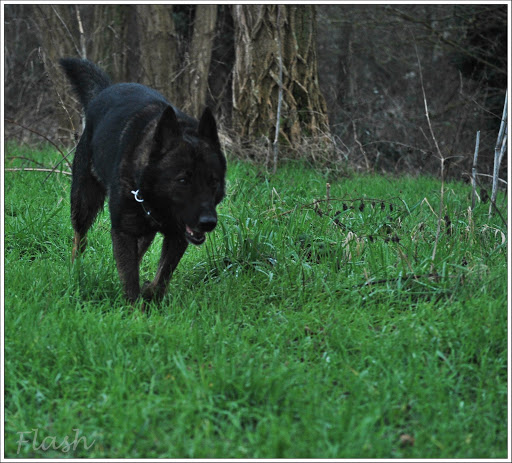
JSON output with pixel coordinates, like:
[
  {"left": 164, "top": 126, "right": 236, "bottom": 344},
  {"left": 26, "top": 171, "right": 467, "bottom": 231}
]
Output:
[
  {"left": 185, "top": 215, "right": 216, "bottom": 245},
  {"left": 185, "top": 225, "right": 206, "bottom": 245}
]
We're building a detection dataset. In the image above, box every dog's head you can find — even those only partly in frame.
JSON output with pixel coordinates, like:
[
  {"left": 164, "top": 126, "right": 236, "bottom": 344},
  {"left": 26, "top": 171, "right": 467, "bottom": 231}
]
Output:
[{"left": 141, "top": 106, "right": 226, "bottom": 244}]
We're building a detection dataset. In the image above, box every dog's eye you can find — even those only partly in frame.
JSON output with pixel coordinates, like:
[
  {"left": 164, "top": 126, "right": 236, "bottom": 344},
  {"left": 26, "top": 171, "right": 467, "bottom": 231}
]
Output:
[{"left": 177, "top": 176, "right": 190, "bottom": 185}]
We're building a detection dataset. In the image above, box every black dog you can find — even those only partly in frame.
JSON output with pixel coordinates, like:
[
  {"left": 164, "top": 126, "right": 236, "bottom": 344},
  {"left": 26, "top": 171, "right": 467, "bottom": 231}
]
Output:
[{"left": 60, "top": 58, "right": 226, "bottom": 304}]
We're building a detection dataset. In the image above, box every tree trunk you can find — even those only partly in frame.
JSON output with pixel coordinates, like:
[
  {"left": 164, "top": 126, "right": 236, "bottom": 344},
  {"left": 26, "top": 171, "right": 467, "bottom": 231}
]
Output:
[
  {"left": 208, "top": 6, "right": 235, "bottom": 125},
  {"left": 186, "top": 5, "right": 218, "bottom": 118},
  {"left": 232, "top": 5, "right": 330, "bottom": 148},
  {"left": 133, "top": 5, "right": 178, "bottom": 101}
]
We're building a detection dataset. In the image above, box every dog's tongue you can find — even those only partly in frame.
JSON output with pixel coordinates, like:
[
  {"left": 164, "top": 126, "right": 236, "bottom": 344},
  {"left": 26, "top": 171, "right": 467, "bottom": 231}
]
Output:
[{"left": 186, "top": 225, "right": 195, "bottom": 236}]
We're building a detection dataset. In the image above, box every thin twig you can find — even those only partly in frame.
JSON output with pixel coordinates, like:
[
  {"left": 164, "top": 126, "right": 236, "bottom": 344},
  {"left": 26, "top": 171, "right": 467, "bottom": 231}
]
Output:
[
  {"left": 50, "top": 5, "right": 81, "bottom": 57},
  {"left": 352, "top": 120, "right": 370, "bottom": 171},
  {"left": 75, "top": 5, "right": 87, "bottom": 59},
  {"left": 414, "top": 40, "right": 445, "bottom": 272},
  {"left": 490, "top": 90, "right": 507, "bottom": 217},
  {"left": 468, "top": 172, "right": 507, "bottom": 186},
  {"left": 391, "top": 7, "right": 507, "bottom": 77},
  {"left": 44, "top": 145, "right": 76, "bottom": 182},
  {"left": 5, "top": 167, "right": 72, "bottom": 176},
  {"left": 38, "top": 46, "right": 76, "bottom": 134},
  {"left": 352, "top": 272, "right": 448, "bottom": 289},
  {"left": 269, "top": 196, "right": 401, "bottom": 219},
  {"left": 471, "top": 130, "right": 480, "bottom": 210},
  {"left": 272, "top": 5, "right": 284, "bottom": 175},
  {"left": 6, "top": 156, "right": 47, "bottom": 168},
  {"left": 473, "top": 174, "right": 507, "bottom": 228},
  {"left": 420, "top": 197, "right": 437, "bottom": 217},
  {"left": 5, "top": 118, "right": 67, "bottom": 163}
]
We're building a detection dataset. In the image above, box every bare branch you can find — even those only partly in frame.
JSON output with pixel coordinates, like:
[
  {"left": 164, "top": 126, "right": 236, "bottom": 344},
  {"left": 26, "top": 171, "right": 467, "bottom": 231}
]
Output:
[
  {"left": 50, "top": 5, "right": 81, "bottom": 57},
  {"left": 490, "top": 90, "right": 507, "bottom": 216},
  {"left": 5, "top": 118, "right": 70, "bottom": 168},
  {"left": 272, "top": 5, "right": 284, "bottom": 175},
  {"left": 75, "top": 5, "right": 87, "bottom": 59},
  {"left": 471, "top": 130, "right": 480, "bottom": 210},
  {"left": 391, "top": 7, "right": 506, "bottom": 77},
  {"left": 414, "top": 39, "right": 445, "bottom": 271},
  {"left": 473, "top": 172, "right": 507, "bottom": 185},
  {"left": 5, "top": 167, "right": 72, "bottom": 176},
  {"left": 6, "top": 156, "right": 47, "bottom": 168}
]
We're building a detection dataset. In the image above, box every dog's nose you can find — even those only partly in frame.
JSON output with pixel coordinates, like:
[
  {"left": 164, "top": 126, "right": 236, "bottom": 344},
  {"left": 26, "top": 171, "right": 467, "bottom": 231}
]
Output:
[{"left": 198, "top": 214, "right": 217, "bottom": 232}]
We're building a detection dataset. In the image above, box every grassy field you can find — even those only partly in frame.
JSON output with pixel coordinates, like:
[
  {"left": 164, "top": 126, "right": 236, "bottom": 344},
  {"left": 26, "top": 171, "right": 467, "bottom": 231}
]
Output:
[{"left": 3, "top": 145, "right": 509, "bottom": 458}]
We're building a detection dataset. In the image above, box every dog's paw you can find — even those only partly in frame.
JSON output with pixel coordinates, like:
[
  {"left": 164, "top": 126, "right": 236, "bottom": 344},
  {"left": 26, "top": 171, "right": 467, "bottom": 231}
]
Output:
[{"left": 141, "top": 280, "right": 155, "bottom": 300}]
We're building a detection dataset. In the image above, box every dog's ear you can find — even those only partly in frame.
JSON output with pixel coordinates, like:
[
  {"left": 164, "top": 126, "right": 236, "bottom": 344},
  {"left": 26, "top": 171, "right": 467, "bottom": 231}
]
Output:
[
  {"left": 198, "top": 107, "right": 220, "bottom": 149},
  {"left": 154, "top": 106, "right": 182, "bottom": 152}
]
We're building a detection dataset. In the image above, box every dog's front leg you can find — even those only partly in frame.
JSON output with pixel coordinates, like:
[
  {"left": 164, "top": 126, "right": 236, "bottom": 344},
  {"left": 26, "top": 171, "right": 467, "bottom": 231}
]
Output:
[
  {"left": 142, "top": 234, "right": 188, "bottom": 301},
  {"left": 137, "top": 232, "right": 156, "bottom": 264},
  {"left": 111, "top": 229, "right": 140, "bottom": 302}
]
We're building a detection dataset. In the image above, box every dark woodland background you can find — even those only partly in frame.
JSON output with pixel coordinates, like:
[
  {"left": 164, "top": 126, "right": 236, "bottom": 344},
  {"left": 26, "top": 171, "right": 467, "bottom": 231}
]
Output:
[{"left": 3, "top": 4, "right": 508, "bottom": 181}]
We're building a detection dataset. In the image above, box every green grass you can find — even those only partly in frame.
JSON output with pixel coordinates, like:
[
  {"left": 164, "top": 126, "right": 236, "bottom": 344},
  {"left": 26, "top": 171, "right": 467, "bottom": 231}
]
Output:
[{"left": 3, "top": 145, "right": 508, "bottom": 458}]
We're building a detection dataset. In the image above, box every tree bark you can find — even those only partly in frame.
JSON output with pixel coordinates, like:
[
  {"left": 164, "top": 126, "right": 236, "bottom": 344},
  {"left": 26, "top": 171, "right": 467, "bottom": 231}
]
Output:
[
  {"left": 186, "top": 5, "right": 218, "bottom": 118},
  {"left": 232, "top": 5, "right": 330, "bottom": 148},
  {"left": 133, "top": 5, "right": 178, "bottom": 101}
]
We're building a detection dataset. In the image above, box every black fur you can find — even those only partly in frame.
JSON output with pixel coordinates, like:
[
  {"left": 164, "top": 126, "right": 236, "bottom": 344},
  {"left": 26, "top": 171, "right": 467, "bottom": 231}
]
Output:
[
  {"left": 60, "top": 58, "right": 226, "bottom": 305},
  {"left": 59, "top": 59, "right": 112, "bottom": 109}
]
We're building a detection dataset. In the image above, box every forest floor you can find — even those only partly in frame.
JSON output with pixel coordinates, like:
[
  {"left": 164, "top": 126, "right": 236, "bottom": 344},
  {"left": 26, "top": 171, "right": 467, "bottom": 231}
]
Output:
[{"left": 3, "top": 145, "right": 509, "bottom": 458}]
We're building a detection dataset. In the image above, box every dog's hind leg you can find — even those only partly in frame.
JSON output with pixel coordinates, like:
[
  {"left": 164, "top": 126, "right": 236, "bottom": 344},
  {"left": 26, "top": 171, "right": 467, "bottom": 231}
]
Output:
[
  {"left": 70, "top": 137, "right": 106, "bottom": 262},
  {"left": 72, "top": 232, "right": 88, "bottom": 261},
  {"left": 141, "top": 234, "right": 188, "bottom": 301}
]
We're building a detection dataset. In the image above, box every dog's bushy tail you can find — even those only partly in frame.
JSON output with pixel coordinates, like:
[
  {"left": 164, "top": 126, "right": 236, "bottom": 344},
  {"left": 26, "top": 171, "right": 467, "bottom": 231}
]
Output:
[{"left": 59, "top": 58, "right": 112, "bottom": 110}]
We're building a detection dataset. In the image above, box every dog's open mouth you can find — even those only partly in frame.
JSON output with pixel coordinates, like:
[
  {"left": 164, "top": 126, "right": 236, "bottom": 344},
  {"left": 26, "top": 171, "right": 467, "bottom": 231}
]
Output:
[{"left": 185, "top": 225, "right": 206, "bottom": 245}]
